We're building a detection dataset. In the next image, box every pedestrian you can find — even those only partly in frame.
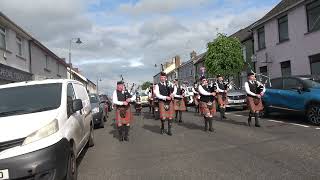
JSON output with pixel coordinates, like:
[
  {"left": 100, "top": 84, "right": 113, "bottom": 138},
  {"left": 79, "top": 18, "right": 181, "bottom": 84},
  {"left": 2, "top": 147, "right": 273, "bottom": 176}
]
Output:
[
  {"left": 112, "top": 81, "right": 136, "bottom": 142},
  {"left": 216, "top": 75, "right": 229, "bottom": 120},
  {"left": 198, "top": 76, "right": 216, "bottom": 132},
  {"left": 173, "top": 79, "right": 186, "bottom": 123},
  {"left": 154, "top": 72, "right": 175, "bottom": 135},
  {"left": 245, "top": 73, "right": 266, "bottom": 127}
]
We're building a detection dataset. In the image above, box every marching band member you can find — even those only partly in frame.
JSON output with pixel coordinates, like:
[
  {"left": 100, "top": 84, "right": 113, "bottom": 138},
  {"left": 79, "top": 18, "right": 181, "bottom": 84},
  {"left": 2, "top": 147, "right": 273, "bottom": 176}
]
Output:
[
  {"left": 245, "top": 73, "right": 266, "bottom": 127},
  {"left": 198, "top": 76, "right": 216, "bottom": 132},
  {"left": 173, "top": 79, "right": 186, "bottom": 123},
  {"left": 113, "top": 81, "right": 136, "bottom": 142},
  {"left": 154, "top": 72, "right": 175, "bottom": 135}
]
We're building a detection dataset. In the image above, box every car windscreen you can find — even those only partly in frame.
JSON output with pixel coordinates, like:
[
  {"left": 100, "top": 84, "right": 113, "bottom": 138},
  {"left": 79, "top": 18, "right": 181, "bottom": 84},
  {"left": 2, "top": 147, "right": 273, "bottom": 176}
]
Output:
[
  {"left": 0, "top": 83, "right": 62, "bottom": 117},
  {"left": 90, "top": 94, "right": 99, "bottom": 103},
  {"left": 304, "top": 79, "right": 320, "bottom": 88}
]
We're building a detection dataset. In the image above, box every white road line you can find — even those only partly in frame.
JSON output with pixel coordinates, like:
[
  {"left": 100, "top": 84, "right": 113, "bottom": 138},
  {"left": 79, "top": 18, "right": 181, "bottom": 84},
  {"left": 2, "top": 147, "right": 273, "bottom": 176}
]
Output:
[
  {"left": 234, "top": 114, "right": 244, "bottom": 117},
  {"left": 268, "top": 120, "right": 285, "bottom": 123},
  {"left": 315, "top": 128, "right": 320, "bottom": 130},
  {"left": 288, "top": 123, "right": 309, "bottom": 128}
]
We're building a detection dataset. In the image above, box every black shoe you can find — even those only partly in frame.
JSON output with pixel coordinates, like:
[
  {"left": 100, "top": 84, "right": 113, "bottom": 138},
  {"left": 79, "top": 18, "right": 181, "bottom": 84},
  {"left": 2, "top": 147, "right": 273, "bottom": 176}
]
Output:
[
  {"left": 167, "top": 131, "right": 172, "bottom": 136},
  {"left": 124, "top": 136, "right": 129, "bottom": 141},
  {"left": 255, "top": 124, "right": 261, "bottom": 127},
  {"left": 179, "top": 120, "right": 182, "bottom": 123},
  {"left": 160, "top": 129, "right": 165, "bottom": 134},
  {"left": 248, "top": 118, "right": 251, "bottom": 127},
  {"left": 209, "top": 128, "right": 214, "bottom": 132}
]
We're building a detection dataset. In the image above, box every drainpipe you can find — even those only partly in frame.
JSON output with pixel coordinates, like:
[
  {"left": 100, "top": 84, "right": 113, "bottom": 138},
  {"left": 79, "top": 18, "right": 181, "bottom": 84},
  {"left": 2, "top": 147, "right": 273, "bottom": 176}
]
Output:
[{"left": 28, "top": 40, "right": 33, "bottom": 80}]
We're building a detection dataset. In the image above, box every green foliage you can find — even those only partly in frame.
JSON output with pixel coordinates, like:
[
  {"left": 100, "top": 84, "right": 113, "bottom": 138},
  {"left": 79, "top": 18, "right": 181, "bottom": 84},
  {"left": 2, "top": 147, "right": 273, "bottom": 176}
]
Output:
[
  {"left": 205, "top": 33, "right": 244, "bottom": 77},
  {"left": 141, "top": 81, "right": 152, "bottom": 90}
]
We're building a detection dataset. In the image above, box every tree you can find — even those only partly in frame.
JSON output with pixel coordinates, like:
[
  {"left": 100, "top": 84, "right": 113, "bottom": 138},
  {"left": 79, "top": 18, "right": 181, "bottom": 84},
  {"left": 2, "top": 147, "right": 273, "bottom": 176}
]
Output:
[
  {"left": 141, "top": 81, "right": 152, "bottom": 90},
  {"left": 205, "top": 33, "right": 244, "bottom": 77}
]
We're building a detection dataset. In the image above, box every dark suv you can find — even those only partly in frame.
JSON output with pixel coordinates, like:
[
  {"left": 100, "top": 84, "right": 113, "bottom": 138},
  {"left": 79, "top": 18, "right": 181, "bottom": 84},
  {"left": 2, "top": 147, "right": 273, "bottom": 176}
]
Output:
[{"left": 263, "top": 76, "right": 320, "bottom": 125}]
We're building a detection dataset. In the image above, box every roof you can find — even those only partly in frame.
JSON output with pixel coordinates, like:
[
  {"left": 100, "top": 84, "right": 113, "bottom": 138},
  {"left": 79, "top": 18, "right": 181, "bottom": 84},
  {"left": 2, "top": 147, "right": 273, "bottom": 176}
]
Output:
[
  {"left": 193, "top": 53, "right": 206, "bottom": 65},
  {"left": 177, "top": 60, "right": 193, "bottom": 69},
  {"left": 0, "top": 79, "right": 77, "bottom": 89},
  {"left": 230, "top": 24, "right": 253, "bottom": 42},
  {"left": 0, "top": 12, "right": 33, "bottom": 40},
  {"left": 252, "top": 0, "right": 304, "bottom": 29}
]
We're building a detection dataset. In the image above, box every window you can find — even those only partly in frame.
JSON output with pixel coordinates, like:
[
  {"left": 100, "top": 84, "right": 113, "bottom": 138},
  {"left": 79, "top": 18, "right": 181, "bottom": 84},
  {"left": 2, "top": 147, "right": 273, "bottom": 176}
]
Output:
[
  {"left": 310, "top": 53, "right": 320, "bottom": 75},
  {"left": 307, "top": 0, "right": 320, "bottom": 32},
  {"left": 242, "top": 46, "right": 247, "bottom": 62},
  {"left": 67, "top": 83, "right": 76, "bottom": 117},
  {"left": 16, "top": 36, "right": 23, "bottom": 56},
  {"left": 0, "top": 26, "right": 6, "bottom": 49},
  {"left": 259, "top": 66, "right": 268, "bottom": 76},
  {"left": 270, "top": 78, "right": 283, "bottom": 89},
  {"left": 281, "top": 61, "right": 291, "bottom": 77},
  {"left": 283, "top": 78, "right": 303, "bottom": 90},
  {"left": 257, "top": 27, "right": 266, "bottom": 50},
  {"left": 45, "top": 55, "right": 49, "bottom": 69},
  {"left": 278, "top": 15, "right": 289, "bottom": 42}
]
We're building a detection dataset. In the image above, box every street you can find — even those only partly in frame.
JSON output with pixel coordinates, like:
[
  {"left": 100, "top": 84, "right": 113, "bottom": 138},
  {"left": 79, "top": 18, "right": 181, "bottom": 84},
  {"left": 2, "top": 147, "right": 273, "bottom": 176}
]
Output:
[{"left": 78, "top": 108, "right": 320, "bottom": 180}]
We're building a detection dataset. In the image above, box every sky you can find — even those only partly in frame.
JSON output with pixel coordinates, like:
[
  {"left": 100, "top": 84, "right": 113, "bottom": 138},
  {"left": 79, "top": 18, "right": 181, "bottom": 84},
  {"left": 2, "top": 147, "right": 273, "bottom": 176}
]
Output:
[{"left": 0, "top": 0, "right": 281, "bottom": 95}]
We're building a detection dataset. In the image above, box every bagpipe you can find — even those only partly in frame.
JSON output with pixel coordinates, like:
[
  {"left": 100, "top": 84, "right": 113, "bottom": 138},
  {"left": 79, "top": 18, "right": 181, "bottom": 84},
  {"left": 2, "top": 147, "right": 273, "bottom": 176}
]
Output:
[{"left": 119, "top": 75, "right": 132, "bottom": 118}]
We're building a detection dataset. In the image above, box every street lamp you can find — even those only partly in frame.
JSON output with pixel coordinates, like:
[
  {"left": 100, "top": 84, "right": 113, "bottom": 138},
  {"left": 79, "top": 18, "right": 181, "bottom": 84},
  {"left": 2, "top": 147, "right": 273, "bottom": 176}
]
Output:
[
  {"left": 68, "top": 38, "right": 82, "bottom": 79},
  {"left": 97, "top": 77, "right": 102, "bottom": 95}
]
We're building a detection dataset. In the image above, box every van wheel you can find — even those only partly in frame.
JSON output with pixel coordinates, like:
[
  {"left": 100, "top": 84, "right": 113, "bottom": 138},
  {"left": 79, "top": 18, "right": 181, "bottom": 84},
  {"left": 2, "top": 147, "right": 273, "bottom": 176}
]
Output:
[
  {"left": 66, "top": 147, "right": 77, "bottom": 180},
  {"left": 87, "top": 125, "right": 95, "bottom": 147},
  {"left": 307, "top": 104, "right": 320, "bottom": 125}
]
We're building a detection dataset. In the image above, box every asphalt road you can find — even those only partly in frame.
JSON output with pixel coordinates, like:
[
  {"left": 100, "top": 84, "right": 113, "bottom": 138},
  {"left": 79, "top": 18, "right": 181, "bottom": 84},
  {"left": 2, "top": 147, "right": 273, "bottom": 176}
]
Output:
[{"left": 77, "top": 107, "right": 320, "bottom": 180}]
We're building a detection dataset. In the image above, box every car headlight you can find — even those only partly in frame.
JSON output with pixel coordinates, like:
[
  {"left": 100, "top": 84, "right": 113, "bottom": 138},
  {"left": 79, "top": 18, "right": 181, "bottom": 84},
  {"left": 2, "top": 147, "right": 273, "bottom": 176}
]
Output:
[
  {"left": 23, "top": 119, "right": 59, "bottom": 146},
  {"left": 92, "top": 107, "right": 100, "bottom": 113}
]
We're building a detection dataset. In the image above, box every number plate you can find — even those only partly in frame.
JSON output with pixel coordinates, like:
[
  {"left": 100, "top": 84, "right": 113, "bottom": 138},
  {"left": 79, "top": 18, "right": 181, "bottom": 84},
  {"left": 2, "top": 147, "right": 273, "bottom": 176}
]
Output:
[
  {"left": 233, "top": 100, "right": 245, "bottom": 103},
  {"left": 0, "top": 169, "right": 9, "bottom": 180}
]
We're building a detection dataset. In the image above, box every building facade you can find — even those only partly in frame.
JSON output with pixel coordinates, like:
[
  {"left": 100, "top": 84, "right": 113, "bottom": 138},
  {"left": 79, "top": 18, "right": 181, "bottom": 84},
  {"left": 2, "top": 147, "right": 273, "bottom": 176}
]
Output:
[
  {"left": 0, "top": 12, "right": 33, "bottom": 84},
  {"left": 30, "top": 39, "right": 68, "bottom": 80},
  {"left": 252, "top": 0, "right": 320, "bottom": 80}
]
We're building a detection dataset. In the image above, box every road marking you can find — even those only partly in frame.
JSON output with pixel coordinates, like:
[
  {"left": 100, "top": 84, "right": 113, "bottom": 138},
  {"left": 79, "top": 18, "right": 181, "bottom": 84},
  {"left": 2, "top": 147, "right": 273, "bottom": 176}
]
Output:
[
  {"left": 268, "top": 120, "right": 285, "bottom": 123},
  {"left": 288, "top": 123, "right": 309, "bottom": 128},
  {"left": 234, "top": 114, "right": 244, "bottom": 117},
  {"left": 315, "top": 128, "right": 320, "bottom": 130}
]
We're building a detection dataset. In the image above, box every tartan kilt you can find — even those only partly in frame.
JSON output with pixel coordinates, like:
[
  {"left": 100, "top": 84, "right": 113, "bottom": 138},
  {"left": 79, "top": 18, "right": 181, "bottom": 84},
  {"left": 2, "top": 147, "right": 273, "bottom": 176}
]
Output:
[
  {"left": 159, "top": 101, "right": 174, "bottom": 120},
  {"left": 200, "top": 101, "right": 216, "bottom": 116},
  {"left": 174, "top": 98, "right": 186, "bottom": 111},
  {"left": 247, "top": 96, "right": 264, "bottom": 112},
  {"left": 194, "top": 95, "right": 199, "bottom": 106},
  {"left": 115, "top": 105, "right": 132, "bottom": 126},
  {"left": 217, "top": 93, "right": 228, "bottom": 106}
]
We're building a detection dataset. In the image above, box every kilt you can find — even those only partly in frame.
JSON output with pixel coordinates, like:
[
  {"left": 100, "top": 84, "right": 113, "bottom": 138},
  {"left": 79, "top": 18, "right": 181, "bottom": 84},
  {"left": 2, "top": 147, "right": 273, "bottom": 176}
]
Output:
[
  {"left": 194, "top": 95, "right": 199, "bottom": 106},
  {"left": 159, "top": 101, "right": 174, "bottom": 120},
  {"left": 174, "top": 98, "right": 186, "bottom": 111},
  {"left": 217, "top": 93, "right": 228, "bottom": 106},
  {"left": 199, "top": 101, "right": 216, "bottom": 117},
  {"left": 247, "top": 96, "right": 263, "bottom": 112},
  {"left": 115, "top": 105, "right": 132, "bottom": 126}
]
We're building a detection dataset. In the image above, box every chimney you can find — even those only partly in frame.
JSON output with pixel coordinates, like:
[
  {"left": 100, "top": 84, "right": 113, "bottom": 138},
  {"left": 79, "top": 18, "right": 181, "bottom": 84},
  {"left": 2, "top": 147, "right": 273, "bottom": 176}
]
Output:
[
  {"left": 190, "top": 50, "right": 197, "bottom": 59},
  {"left": 174, "top": 55, "right": 181, "bottom": 67}
]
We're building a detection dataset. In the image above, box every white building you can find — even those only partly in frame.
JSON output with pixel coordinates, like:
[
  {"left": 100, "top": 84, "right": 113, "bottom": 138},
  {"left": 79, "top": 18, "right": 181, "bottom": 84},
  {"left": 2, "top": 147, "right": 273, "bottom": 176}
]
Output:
[
  {"left": 0, "top": 12, "right": 33, "bottom": 84},
  {"left": 30, "top": 39, "right": 68, "bottom": 80},
  {"left": 252, "top": 0, "right": 320, "bottom": 79}
]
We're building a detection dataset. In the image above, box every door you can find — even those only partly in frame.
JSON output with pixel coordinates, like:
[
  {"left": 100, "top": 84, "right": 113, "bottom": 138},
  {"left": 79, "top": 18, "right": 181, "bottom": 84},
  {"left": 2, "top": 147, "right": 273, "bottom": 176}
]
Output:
[
  {"left": 66, "top": 83, "right": 83, "bottom": 151},
  {"left": 265, "top": 78, "right": 283, "bottom": 107},
  {"left": 72, "top": 83, "right": 91, "bottom": 148},
  {"left": 279, "top": 78, "right": 305, "bottom": 111}
]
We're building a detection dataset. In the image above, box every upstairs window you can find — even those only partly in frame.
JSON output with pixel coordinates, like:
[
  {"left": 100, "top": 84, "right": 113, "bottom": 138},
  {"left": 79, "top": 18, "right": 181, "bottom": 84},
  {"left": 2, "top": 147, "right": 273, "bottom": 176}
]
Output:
[
  {"left": 0, "top": 26, "right": 6, "bottom": 49},
  {"left": 16, "top": 36, "right": 23, "bottom": 56},
  {"left": 281, "top": 61, "right": 291, "bottom": 77},
  {"left": 307, "top": 0, "right": 320, "bottom": 32},
  {"left": 257, "top": 27, "right": 266, "bottom": 50},
  {"left": 278, "top": 15, "right": 289, "bottom": 42}
]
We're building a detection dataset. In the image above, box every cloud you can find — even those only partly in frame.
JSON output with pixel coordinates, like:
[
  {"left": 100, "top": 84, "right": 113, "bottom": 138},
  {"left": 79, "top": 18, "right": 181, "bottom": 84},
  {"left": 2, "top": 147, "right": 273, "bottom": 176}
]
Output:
[
  {"left": 0, "top": 0, "right": 277, "bottom": 95},
  {"left": 119, "top": 0, "right": 211, "bottom": 15}
]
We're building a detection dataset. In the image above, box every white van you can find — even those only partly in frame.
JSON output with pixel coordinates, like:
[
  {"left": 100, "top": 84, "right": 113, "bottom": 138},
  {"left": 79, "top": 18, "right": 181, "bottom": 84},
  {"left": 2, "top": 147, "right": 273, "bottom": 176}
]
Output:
[{"left": 0, "top": 79, "right": 94, "bottom": 180}]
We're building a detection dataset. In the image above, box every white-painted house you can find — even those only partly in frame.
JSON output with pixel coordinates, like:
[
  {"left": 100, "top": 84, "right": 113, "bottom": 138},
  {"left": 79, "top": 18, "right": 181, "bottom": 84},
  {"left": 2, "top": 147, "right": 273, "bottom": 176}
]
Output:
[{"left": 252, "top": 0, "right": 320, "bottom": 79}]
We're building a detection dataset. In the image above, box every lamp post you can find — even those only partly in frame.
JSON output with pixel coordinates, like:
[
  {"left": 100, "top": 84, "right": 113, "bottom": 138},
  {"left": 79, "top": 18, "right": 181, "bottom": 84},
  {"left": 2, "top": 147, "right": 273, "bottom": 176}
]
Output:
[
  {"left": 97, "top": 77, "right": 102, "bottom": 95},
  {"left": 68, "top": 38, "right": 82, "bottom": 79}
]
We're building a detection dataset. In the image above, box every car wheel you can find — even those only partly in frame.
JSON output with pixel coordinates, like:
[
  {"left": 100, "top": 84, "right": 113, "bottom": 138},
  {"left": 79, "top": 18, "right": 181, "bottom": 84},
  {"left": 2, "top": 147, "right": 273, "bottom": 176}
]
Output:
[
  {"left": 87, "top": 125, "right": 95, "bottom": 147},
  {"left": 66, "top": 146, "right": 77, "bottom": 180},
  {"left": 307, "top": 104, "right": 320, "bottom": 125}
]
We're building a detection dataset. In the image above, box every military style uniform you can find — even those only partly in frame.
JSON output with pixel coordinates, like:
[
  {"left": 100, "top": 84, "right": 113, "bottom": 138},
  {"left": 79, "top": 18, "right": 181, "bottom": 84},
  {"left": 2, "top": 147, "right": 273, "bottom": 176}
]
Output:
[
  {"left": 113, "top": 82, "right": 136, "bottom": 142},
  {"left": 216, "top": 80, "right": 228, "bottom": 120},
  {"left": 173, "top": 83, "right": 186, "bottom": 123},
  {"left": 198, "top": 79, "right": 216, "bottom": 132},
  {"left": 155, "top": 78, "right": 175, "bottom": 136}
]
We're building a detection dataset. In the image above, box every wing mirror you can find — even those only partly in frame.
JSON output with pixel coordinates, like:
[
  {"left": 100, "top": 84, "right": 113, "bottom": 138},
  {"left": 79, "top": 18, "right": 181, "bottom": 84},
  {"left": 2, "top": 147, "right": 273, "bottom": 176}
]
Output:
[{"left": 73, "top": 99, "right": 83, "bottom": 112}]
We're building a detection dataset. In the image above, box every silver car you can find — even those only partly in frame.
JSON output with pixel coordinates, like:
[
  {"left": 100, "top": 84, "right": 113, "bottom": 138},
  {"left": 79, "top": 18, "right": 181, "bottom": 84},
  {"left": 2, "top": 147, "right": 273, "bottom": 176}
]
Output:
[{"left": 226, "top": 86, "right": 247, "bottom": 110}]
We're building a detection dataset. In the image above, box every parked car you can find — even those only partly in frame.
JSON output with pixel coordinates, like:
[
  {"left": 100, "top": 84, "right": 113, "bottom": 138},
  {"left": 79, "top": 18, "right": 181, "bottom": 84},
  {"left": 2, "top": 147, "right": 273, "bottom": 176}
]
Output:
[
  {"left": 0, "top": 79, "right": 94, "bottom": 180},
  {"left": 263, "top": 76, "right": 320, "bottom": 125},
  {"left": 99, "top": 94, "right": 112, "bottom": 112},
  {"left": 90, "top": 94, "right": 107, "bottom": 128},
  {"left": 226, "top": 85, "right": 247, "bottom": 110},
  {"left": 139, "top": 92, "right": 149, "bottom": 107}
]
